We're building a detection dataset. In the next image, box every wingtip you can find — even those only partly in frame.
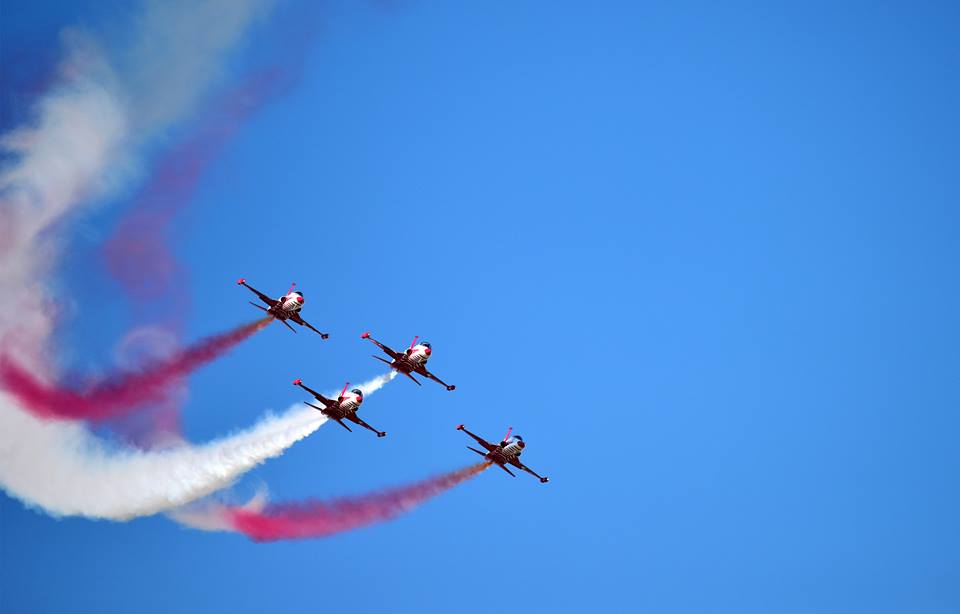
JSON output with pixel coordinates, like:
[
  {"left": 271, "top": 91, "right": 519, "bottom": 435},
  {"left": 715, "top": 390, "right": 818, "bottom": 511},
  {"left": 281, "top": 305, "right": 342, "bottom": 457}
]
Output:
[
  {"left": 456, "top": 424, "right": 464, "bottom": 430},
  {"left": 361, "top": 332, "right": 370, "bottom": 339},
  {"left": 541, "top": 477, "right": 550, "bottom": 483},
  {"left": 447, "top": 385, "right": 456, "bottom": 391},
  {"left": 236, "top": 278, "right": 246, "bottom": 285},
  {"left": 292, "top": 379, "right": 302, "bottom": 386}
]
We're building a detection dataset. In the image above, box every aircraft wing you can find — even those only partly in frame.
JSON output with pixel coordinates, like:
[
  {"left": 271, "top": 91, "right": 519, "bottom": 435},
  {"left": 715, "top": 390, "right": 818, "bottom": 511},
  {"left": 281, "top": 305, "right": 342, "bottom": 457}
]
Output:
[
  {"left": 345, "top": 413, "right": 386, "bottom": 437},
  {"left": 290, "top": 313, "right": 329, "bottom": 339},
  {"left": 361, "top": 333, "right": 402, "bottom": 360},
  {"left": 238, "top": 280, "right": 278, "bottom": 307},
  {"left": 415, "top": 365, "right": 455, "bottom": 391},
  {"left": 457, "top": 425, "right": 496, "bottom": 452},
  {"left": 294, "top": 380, "right": 335, "bottom": 407},
  {"left": 509, "top": 457, "right": 550, "bottom": 483}
]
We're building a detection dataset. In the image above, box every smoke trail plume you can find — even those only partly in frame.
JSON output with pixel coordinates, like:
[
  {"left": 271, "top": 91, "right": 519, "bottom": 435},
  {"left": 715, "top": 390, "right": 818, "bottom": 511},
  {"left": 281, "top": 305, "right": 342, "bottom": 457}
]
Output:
[
  {"left": 173, "top": 462, "right": 489, "bottom": 541},
  {"left": 0, "top": 318, "right": 271, "bottom": 421},
  {"left": 96, "top": 2, "right": 321, "bottom": 444},
  {"left": 102, "top": 69, "right": 287, "bottom": 305},
  {"left": 97, "top": 71, "right": 293, "bottom": 444},
  {"left": 0, "top": 372, "right": 395, "bottom": 520},
  {"left": 0, "top": 0, "right": 309, "bottom": 518}
]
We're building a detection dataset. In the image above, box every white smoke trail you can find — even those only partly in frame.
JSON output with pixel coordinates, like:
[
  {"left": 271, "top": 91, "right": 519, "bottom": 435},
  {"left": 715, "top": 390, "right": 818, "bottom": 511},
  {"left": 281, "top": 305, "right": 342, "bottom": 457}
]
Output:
[
  {"left": 0, "top": 32, "right": 127, "bottom": 372},
  {"left": 171, "top": 486, "right": 268, "bottom": 532},
  {"left": 168, "top": 371, "right": 399, "bottom": 530},
  {"left": 1, "top": 0, "right": 273, "bottom": 367},
  {"left": 0, "top": 0, "right": 304, "bottom": 519},
  {"left": 0, "top": 372, "right": 395, "bottom": 520}
]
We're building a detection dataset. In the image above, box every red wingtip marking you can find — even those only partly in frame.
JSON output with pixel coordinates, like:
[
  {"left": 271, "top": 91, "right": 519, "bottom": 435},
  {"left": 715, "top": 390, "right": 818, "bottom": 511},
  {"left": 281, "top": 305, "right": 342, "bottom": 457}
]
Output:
[
  {"left": 292, "top": 379, "right": 302, "bottom": 385},
  {"left": 456, "top": 424, "right": 464, "bottom": 430},
  {"left": 237, "top": 278, "right": 246, "bottom": 284},
  {"left": 361, "top": 332, "right": 370, "bottom": 339}
]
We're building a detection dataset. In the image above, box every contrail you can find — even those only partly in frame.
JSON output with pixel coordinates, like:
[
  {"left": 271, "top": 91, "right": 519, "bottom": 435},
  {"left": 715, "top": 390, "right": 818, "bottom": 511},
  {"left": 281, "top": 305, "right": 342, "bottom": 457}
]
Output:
[
  {"left": 0, "top": 372, "right": 395, "bottom": 520},
  {"left": 172, "top": 461, "right": 489, "bottom": 541},
  {"left": 0, "top": 318, "right": 271, "bottom": 421}
]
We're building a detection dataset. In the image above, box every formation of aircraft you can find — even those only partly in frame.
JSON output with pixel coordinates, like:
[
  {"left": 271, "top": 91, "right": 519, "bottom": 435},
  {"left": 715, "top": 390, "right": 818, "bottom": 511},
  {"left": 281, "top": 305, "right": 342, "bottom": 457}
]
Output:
[
  {"left": 237, "top": 277, "right": 550, "bottom": 484},
  {"left": 237, "top": 278, "right": 329, "bottom": 338}
]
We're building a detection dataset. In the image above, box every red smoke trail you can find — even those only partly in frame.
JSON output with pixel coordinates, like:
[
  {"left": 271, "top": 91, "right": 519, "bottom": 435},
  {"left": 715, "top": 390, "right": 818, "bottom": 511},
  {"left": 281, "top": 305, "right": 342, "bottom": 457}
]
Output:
[
  {"left": 101, "top": 69, "right": 287, "bottom": 306},
  {"left": 101, "top": 1, "right": 322, "bottom": 309},
  {"left": 92, "top": 4, "right": 323, "bottom": 444},
  {"left": 98, "top": 72, "right": 284, "bottom": 443},
  {"left": 0, "top": 318, "right": 270, "bottom": 421},
  {"left": 230, "top": 463, "right": 490, "bottom": 542},
  {"left": 99, "top": 64, "right": 307, "bottom": 444}
]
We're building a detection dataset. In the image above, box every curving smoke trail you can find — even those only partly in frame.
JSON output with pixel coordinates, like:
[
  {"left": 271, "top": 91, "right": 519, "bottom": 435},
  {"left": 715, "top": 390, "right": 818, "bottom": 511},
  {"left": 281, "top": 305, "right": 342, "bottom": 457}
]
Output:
[
  {"left": 97, "top": 4, "right": 323, "bottom": 444},
  {"left": 0, "top": 0, "right": 318, "bottom": 519},
  {"left": 102, "top": 69, "right": 290, "bottom": 308},
  {"left": 172, "top": 461, "right": 489, "bottom": 541},
  {"left": 0, "top": 317, "right": 271, "bottom": 421},
  {"left": 0, "top": 372, "right": 395, "bottom": 520}
]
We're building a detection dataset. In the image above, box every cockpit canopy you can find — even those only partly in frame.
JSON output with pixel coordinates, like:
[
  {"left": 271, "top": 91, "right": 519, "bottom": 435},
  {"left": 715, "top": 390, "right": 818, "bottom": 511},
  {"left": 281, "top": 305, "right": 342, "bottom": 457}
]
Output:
[
  {"left": 420, "top": 341, "right": 431, "bottom": 349},
  {"left": 512, "top": 435, "right": 523, "bottom": 442},
  {"left": 350, "top": 388, "right": 363, "bottom": 396},
  {"left": 292, "top": 291, "right": 303, "bottom": 296}
]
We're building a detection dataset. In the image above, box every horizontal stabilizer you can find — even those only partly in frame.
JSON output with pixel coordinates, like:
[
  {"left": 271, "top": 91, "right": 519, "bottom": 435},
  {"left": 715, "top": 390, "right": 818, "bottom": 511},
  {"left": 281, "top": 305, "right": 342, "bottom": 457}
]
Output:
[
  {"left": 466, "top": 446, "right": 487, "bottom": 457},
  {"left": 304, "top": 402, "right": 328, "bottom": 414}
]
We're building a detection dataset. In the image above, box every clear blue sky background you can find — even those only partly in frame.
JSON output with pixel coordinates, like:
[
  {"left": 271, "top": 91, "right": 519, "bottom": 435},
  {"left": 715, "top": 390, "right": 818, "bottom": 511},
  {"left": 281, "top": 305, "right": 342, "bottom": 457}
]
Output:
[{"left": 2, "top": 1, "right": 959, "bottom": 613}]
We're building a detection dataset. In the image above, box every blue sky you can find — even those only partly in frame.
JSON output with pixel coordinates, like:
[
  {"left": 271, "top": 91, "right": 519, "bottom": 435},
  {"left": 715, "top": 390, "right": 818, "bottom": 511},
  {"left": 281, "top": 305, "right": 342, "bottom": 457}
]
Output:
[{"left": 2, "top": 1, "right": 959, "bottom": 612}]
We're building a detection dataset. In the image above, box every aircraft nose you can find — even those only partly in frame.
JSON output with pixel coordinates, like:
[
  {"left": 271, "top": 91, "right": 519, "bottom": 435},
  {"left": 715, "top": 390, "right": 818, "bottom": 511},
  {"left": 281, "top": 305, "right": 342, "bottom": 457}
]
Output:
[
  {"left": 424, "top": 347, "right": 432, "bottom": 356},
  {"left": 296, "top": 296, "right": 304, "bottom": 304},
  {"left": 518, "top": 441, "right": 525, "bottom": 448}
]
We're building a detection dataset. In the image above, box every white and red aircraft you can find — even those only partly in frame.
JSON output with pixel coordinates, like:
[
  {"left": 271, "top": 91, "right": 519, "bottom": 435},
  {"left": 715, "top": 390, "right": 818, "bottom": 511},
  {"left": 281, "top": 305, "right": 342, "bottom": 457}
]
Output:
[
  {"left": 361, "top": 332, "right": 455, "bottom": 390},
  {"left": 237, "top": 278, "right": 329, "bottom": 338},
  {"left": 457, "top": 425, "right": 550, "bottom": 483},
  {"left": 294, "top": 379, "right": 386, "bottom": 437}
]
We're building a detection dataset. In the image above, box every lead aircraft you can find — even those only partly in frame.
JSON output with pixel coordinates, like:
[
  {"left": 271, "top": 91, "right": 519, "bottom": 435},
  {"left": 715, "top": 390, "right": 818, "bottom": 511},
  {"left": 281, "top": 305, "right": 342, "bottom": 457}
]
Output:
[{"left": 237, "top": 278, "right": 329, "bottom": 338}]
